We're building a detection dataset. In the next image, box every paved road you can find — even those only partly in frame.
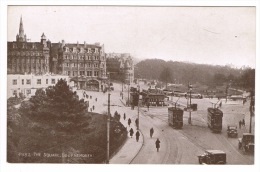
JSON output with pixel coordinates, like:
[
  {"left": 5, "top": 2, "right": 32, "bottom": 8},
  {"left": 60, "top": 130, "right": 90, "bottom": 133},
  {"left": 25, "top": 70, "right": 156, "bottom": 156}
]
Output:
[{"left": 76, "top": 82, "right": 254, "bottom": 164}]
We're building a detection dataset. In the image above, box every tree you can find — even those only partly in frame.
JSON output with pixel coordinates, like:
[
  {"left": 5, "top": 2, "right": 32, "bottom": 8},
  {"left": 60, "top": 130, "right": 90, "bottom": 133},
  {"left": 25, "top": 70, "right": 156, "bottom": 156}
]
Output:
[{"left": 159, "top": 67, "right": 172, "bottom": 89}]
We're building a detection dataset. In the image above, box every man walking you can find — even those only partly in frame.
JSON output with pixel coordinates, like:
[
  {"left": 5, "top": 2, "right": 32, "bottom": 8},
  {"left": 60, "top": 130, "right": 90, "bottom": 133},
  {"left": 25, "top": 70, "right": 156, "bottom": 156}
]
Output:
[
  {"left": 128, "top": 118, "right": 131, "bottom": 127},
  {"left": 136, "top": 130, "right": 140, "bottom": 142},
  {"left": 129, "top": 128, "right": 134, "bottom": 138},
  {"left": 123, "top": 113, "right": 126, "bottom": 120},
  {"left": 155, "top": 138, "right": 161, "bottom": 152},
  {"left": 150, "top": 127, "right": 154, "bottom": 138}
]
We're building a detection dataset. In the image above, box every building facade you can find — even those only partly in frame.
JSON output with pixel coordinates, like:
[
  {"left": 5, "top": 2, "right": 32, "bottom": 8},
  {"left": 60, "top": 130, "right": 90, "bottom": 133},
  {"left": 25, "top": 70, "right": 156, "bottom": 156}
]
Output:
[
  {"left": 7, "top": 74, "right": 71, "bottom": 99},
  {"left": 7, "top": 17, "right": 50, "bottom": 75},
  {"left": 7, "top": 17, "right": 108, "bottom": 92},
  {"left": 51, "top": 40, "right": 107, "bottom": 91},
  {"left": 106, "top": 53, "right": 134, "bottom": 84}
]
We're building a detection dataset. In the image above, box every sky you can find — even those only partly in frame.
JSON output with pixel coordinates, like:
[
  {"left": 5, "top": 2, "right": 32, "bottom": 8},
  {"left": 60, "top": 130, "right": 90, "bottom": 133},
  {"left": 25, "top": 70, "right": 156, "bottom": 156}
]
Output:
[{"left": 7, "top": 6, "right": 256, "bottom": 68}]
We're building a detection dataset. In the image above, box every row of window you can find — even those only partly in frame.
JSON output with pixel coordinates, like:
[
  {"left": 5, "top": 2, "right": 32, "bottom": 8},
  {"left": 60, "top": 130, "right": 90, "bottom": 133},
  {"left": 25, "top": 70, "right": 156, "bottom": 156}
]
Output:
[
  {"left": 12, "top": 78, "right": 56, "bottom": 85},
  {"left": 63, "top": 55, "right": 102, "bottom": 61},
  {"left": 64, "top": 71, "right": 99, "bottom": 77},
  {"left": 13, "top": 89, "right": 31, "bottom": 96},
  {"left": 64, "top": 47, "right": 101, "bottom": 54},
  {"left": 9, "top": 51, "right": 43, "bottom": 56},
  {"left": 64, "top": 63, "right": 101, "bottom": 68}
]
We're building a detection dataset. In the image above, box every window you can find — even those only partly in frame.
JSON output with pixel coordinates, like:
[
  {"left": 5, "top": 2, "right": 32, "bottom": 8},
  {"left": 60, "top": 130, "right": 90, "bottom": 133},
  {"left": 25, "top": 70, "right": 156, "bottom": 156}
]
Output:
[
  {"left": 88, "top": 48, "right": 91, "bottom": 53},
  {"left": 68, "top": 71, "right": 71, "bottom": 76},
  {"left": 73, "top": 63, "right": 77, "bottom": 67},
  {"left": 80, "top": 71, "right": 85, "bottom": 75},
  {"left": 65, "top": 63, "right": 69, "bottom": 67},
  {"left": 21, "top": 79, "right": 24, "bottom": 85},
  {"left": 73, "top": 71, "right": 77, "bottom": 76},
  {"left": 80, "top": 63, "right": 84, "bottom": 67},
  {"left": 95, "top": 48, "right": 98, "bottom": 53},
  {"left": 88, "top": 56, "right": 91, "bottom": 60},
  {"left": 51, "top": 79, "right": 55, "bottom": 84},
  {"left": 94, "top": 63, "right": 99, "bottom": 68},
  {"left": 12, "top": 79, "right": 17, "bottom": 85},
  {"left": 37, "top": 79, "right": 41, "bottom": 85},
  {"left": 26, "top": 89, "right": 31, "bottom": 95},
  {"left": 46, "top": 79, "right": 48, "bottom": 84},
  {"left": 13, "top": 90, "right": 17, "bottom": 96},
  {"left": 87, "top": 71, "right": 92, "bottom": 76},
  {"left": 94, "top": 71, "right": 99, "bottom": 76}
]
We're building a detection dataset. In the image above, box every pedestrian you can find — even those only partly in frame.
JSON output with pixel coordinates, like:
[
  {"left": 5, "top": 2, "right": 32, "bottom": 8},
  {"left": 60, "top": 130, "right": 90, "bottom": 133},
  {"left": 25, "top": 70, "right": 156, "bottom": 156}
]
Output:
[
  {"left": 90, "top": 96, "right": 92, "bottom": 99},
  {"left": 128, "top": 118, "right": 131, "bottom": 127},
  {"left": 219, "top": 101, "right": 222, "bottom": 108},
  {"left": 123, "top": 113, "right": 126, "bottom": 120},
  {"left": 150, "top": 127, "right": 154, "bottom": 138},
  {"left": 95, "top": 98, "right": 97, "bottom": 101},
  {"left": 239, "top": 120, "right": 241, "bottom": 129},
  {"left": 92, "top": 105, "right": 95, "bottom": 110},
  {"left": 129, "top": 128, "right": 134, "bottom": 138},
  {"left": 136, "top": 130, "right": 140, "bottom": 142},
  {"left": 147, "top": 103, "right": 150, "bottom": 111},
  {"left": 155, "top": 138, "right": 161, "bottom": 152},
  {"left": 135, "top": 118, "right": 139, "bottom": 127},
  {"left": 242, "top": 118, "right": 245, "bottom": 126}
]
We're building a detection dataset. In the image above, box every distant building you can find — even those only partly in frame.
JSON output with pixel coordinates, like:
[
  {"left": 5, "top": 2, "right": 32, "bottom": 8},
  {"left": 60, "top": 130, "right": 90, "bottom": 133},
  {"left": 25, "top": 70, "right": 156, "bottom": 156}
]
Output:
[
  {"left": 7, "top": 74, "right": 71, "bottom": 99},
  {"left": 106, "top": 53, "right": 134, "bottom": 83},
  {"left": 7, "top": 16, "right": 50, "bottom": 75},
  {"left": 50, "top": 40, "right": 107, "bottom": 91}
]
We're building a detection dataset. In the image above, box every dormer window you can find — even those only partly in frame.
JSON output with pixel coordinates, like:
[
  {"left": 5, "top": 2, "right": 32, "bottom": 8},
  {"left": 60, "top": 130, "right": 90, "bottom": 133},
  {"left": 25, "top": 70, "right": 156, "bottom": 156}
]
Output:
[
  {"left": 80, "top": 47, "right": 84, "bottom": 53},
  {"left": 88, "top": 48, "right": 91, "bottom": 53},
  {"left": 65, "top": 47, "right": 69, "bottom": 52},
  {"left": 73, "top": 47, "right": 77, "bottom": 53},
  {"left": 95, "top": 48, "right": 98, "bottom": 53}
]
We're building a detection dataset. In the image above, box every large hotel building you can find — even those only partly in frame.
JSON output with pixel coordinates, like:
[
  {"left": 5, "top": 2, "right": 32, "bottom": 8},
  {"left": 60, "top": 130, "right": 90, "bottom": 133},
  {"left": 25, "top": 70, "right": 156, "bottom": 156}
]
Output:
[{"left": 7, "top": 17, "right": 108, "bottom": 97}]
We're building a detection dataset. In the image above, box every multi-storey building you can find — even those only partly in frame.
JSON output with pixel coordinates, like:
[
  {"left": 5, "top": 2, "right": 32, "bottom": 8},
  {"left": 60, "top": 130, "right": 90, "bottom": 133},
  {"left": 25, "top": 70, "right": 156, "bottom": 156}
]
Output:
[
  {"left": 7, "top": 17, "right": 50, "bottom": 75},
  {"left": 106, "top": 53, "right": 134, "bottom": 83},
  {"left": 7, "top": 74, "right": 71, "bottom": 99},
  {"left": 7, "top": 17, "right": 108, "bottom": 92},
  {"left": 51, "top": 40, "right": 107, "bottom": 91}
]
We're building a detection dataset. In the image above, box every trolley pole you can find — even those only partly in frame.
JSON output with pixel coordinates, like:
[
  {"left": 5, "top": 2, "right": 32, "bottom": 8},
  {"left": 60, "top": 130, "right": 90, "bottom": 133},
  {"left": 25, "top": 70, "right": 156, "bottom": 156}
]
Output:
[
  {"left": 249, "top": 90, "right": 254, "bottom": 133},
  {"left": 106, "top": 73, "right": 110, "bottom": 164},
  {"left": 188, "top": 83, "right": 192, "bottom": 124}
]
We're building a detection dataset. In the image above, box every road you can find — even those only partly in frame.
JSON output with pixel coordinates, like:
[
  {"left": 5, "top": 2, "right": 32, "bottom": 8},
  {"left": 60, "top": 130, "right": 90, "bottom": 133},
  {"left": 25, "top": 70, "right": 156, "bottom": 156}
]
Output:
[{"left": 76, "top": 82, "right": 254, "bottom": 164}]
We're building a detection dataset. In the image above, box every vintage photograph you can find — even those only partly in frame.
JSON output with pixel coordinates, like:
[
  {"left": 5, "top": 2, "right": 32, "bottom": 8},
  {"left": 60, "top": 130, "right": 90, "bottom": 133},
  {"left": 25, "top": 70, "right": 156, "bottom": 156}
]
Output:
[{"left": 7, "top": 6, "right": 255, "bottom": 164}]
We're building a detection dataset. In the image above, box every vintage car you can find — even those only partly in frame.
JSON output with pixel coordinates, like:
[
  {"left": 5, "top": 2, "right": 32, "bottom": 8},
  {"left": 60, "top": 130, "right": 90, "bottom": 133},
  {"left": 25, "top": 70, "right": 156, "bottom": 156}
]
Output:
[
  {"left": 227, "top": 125, "right": 238, "bottom": 138},
  {"left": 184, "top": 92, "right": 203, "bottom": 99},
  {"left": 238, "top": 133, "right": 254, "bottom": 154},
  {"left": 198, "top": 150, "right": 226, "bottom": 164}
]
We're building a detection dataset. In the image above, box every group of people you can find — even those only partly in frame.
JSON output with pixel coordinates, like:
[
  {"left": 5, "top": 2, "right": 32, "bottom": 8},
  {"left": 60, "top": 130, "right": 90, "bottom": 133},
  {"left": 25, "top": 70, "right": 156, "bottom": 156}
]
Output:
[{"left": 239, "top": 118, "right": 245, "bottom": 129}]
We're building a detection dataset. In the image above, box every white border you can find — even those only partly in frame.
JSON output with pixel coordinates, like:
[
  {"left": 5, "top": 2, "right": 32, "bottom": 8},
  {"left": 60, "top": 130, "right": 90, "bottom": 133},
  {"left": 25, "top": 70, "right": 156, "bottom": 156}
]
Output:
[{"left": 1, "top": 1, "right": 259, "bottom": 172}]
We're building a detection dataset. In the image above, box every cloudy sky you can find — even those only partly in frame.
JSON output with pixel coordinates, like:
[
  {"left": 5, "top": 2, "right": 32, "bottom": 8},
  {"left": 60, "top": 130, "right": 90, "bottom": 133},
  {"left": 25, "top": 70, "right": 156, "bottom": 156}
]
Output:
[{"left": 8, "top": 6, "right": 256, "bottom": 68}]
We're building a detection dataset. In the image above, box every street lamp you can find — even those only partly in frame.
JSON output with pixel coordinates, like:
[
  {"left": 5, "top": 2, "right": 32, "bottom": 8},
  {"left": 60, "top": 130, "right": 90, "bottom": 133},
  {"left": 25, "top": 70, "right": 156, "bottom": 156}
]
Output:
[
  {"left": 106, "top": 72, "right": 111, "bottom": 164},
  {"left": 127, "top": 73, "right": 130, "bottom": 106},
  {"left": 137, "top": 74, "right": 140, "bottom": 130},
  {"left": 249, "top": 90, "right": 254, "bottom": 133},
  {"left": 188, "top": 83, "right": 192, "bottom": 124}
]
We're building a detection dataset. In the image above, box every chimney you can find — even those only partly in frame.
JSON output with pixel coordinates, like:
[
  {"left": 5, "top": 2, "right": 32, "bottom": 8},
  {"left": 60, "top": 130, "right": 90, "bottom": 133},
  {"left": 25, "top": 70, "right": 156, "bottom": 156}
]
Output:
[{"left": 62, "top": 40, "right": 65, "bottom": 48}]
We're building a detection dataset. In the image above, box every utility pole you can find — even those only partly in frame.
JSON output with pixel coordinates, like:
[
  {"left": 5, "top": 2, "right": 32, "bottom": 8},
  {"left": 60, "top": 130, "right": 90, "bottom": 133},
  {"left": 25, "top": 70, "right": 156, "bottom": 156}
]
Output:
[
  {"left": 106, "top": 73, "right": 110, "bottom": 164},
  {"left": 188, "top": 83, "right": 192, "bottom": 124},
  {"left": 77, "top": 49, "right": 79, "bottom": 90},
  {"left": 137, "top": 74, "right": 140, "bottom": 130},
  {"left": 249, "top": 90, "right": 254, "bottom": 133}
]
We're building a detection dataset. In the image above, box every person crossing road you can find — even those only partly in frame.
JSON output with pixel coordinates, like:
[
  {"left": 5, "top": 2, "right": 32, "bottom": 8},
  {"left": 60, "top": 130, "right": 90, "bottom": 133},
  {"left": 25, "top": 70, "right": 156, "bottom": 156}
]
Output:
[{"left": 150, "top": 127, "right": 154, "bottom": 138}]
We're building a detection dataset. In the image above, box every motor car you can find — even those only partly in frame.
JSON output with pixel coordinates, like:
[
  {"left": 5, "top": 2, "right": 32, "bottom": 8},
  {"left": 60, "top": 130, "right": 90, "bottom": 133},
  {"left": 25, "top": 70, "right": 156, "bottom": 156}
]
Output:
[
  {"left": 185, "top": 92, "right": 203, "bottom": 99},
  {"left": 198, "top": 150, "right": 226, "bottom": 164},
  {"left": 227, "top": 125, "right": 238, "bottom": 138},
  {"left": 238, "top": 133, "right": 254, "bottom": 154}
]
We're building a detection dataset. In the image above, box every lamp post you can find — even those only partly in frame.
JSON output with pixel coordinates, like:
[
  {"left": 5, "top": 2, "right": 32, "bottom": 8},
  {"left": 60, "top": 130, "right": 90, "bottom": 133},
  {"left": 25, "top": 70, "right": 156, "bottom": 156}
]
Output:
[
  {"left": 106, "top": 72, "right": 111, "bottom": 164},
  {"left": 137, "top": 74, "right": 140, "bottom": 130},
  {"left": 77, "top": 49, "right": 79, "bottom": 90},
  {"left": 188, "top": 83, "right": 192, "bottom": 124},
  {"left": 127, "top": 73, "right": 130, "bottom": 106},
  {"left": 249, "top": 90, "right": 254, "bottom": 133}
]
